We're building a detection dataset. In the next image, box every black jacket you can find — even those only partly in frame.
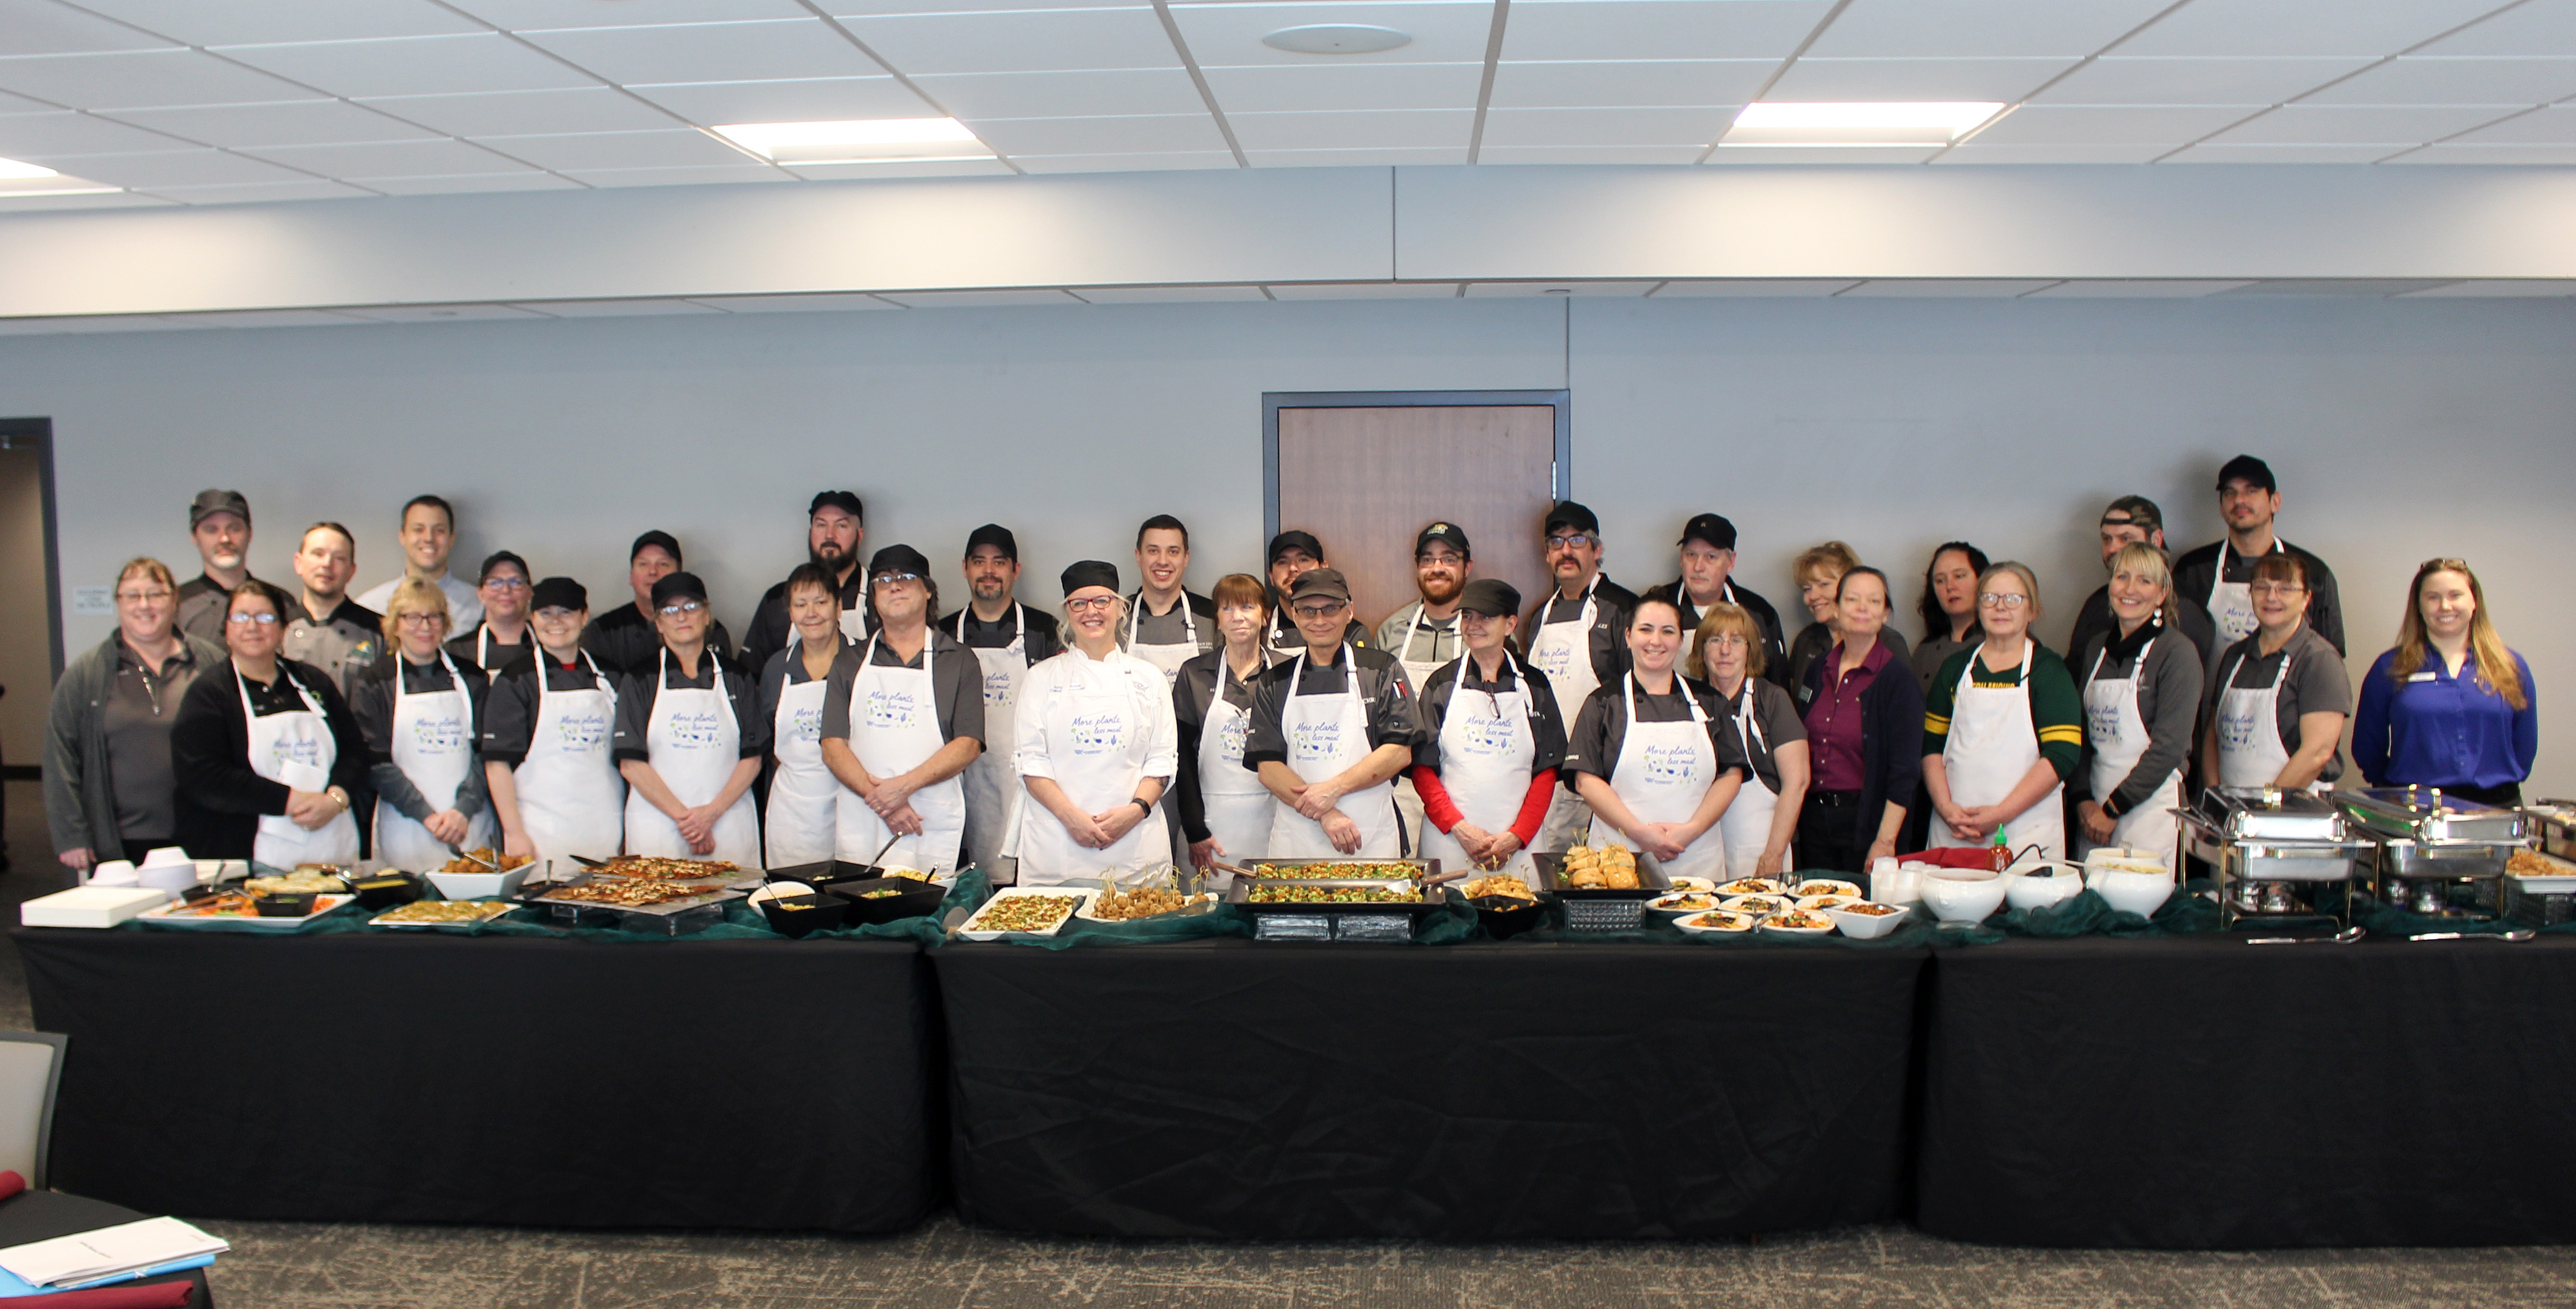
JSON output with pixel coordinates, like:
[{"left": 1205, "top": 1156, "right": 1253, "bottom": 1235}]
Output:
[
  {"left": 1795, "top": 644, "right": 1925, "bottom": 833},
  {"left": 170, "top": 658, "right": 371, "bottom": 859}
]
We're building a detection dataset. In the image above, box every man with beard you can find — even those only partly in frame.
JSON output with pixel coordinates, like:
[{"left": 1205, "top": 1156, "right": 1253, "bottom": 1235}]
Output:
[
  {"left": 175, "top": 489, "right": 295, "bottom": 645},
  {"left": 740, "top": 490, "right": 869, "bottom": 673},
  {"left": 1261, "top": 530, "right": 1370, "bottom": 654},
  {"left": 1375, "top": 522, "right": 1471, "bottom": 853},
  {"left": 942, "top": 524, "right": 1062, "bottom": 881},
  {"left": 1521, "top": 501, "right": 1638, "bottom": 853}
]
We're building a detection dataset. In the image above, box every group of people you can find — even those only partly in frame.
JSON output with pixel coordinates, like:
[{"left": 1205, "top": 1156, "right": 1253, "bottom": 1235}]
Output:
[{"left": 43, "top": 454, "right": 2542, "bottom": 888}]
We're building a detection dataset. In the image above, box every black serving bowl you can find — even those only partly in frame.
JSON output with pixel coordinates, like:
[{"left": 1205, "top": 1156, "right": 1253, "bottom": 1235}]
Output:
[
  {"left": 253, "top": 892, "right": 317, "bottom": 918},
  {"left": 768, "top": 859, "right": 878, "bottom": 894},
  {"left": 758, "top": 892, "right": 851, "bottom": 938},
  {"left": 350, "top": 872, "right": 423, "bottom": 910},
  {"left": 836, "top": 876, "right": 946, "bottom": 926},
  {"left": 1470, "top": 893, "right": 1548, "bottom": 940}
]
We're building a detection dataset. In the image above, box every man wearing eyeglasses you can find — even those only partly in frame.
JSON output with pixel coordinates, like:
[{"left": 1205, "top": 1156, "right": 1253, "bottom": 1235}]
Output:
[
  {"left": 821, "top": 545, "right": 986, "bottom": 876},
  {"left": 582, "top": 531, "right": 736, "bottom": 679},
  {"left": 740, "top": 491, "right": 871, "bottom": 674},
  {"left": 1521, "top": 501, "right": 1637, "bottom": 853},
  {"left": 2173, "top": 455, "right": 2344, "bottom": 656},
  {"left": 445, "top": 551, "right": 538, "bottom": 679},
  {"left": 1246, "top": 569, "right": 1425, "bottom": 858},
  {"left": 175, "top": 489, "right": 298, "bottom": 647},
  {"left": 277, "top": 522, "right": 382, "bottom": 696},
  {"left": 356, "top": 494, "right": 484, "bottom": 633}
]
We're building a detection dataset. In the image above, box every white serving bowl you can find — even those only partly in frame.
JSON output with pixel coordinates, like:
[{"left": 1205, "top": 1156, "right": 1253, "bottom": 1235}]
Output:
[
  {"left": 1826, "top": 902, "right": 1911, "bottom": 940},
  {"left": 2003, "top": 863, "right": 2086, "bottom": 911},
  {"left": 2087, "top": 866, "right": 2175, "bottom": 918},
  {"left": 1918, "top": 871, "right": 2010, "bottom": 925},
  {"left": 425, "top": 863, "right": 535, "bottom": 901}
]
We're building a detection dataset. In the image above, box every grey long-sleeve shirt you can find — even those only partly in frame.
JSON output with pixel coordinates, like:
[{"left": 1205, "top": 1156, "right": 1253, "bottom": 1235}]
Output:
[{"left": 2069, "top": 621, "right": 2204, "bottom": 816}]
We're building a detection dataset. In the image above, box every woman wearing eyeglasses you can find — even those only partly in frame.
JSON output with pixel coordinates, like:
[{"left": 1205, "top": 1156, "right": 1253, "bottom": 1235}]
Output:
[
  {"left": 2202, "top": 553, "right": 2349, "bottom": 796},
  {"left": 1011, "top": 562, "right": 1179, "bottom": 886},
  {"left": 821, "top": 546, "right": 984, "bottom": 877},
  {"left": 2352, "top": 559, "right": 2537, "bottom": 807},
  {"left": 1921, "top": 562, "right": 2083, "bottom": 861},
  {"left": 170, "top": 581, "right": 367, "bottom": 865},
  {"left": 611, "top": 570, "right": 764, "bottom": 866},
  {"left": 45, "top": 558, "right": 228, "bottom": 872},
  {"left": 349, "top": 577, "right": 494, "bottom": 870}
]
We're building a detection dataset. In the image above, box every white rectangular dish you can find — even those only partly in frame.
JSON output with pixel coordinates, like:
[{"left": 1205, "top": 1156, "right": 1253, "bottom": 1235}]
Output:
[
  {"left": 136, "top": 894, "right": 353, "bottom": 930},
  {"left": 20, "top": 886, "right": 173, "bottom": 929},
  {"left": 956, "top": 887, "right": 1096, "bottom": 940},
  {"left": 2509, "top": 848, "right": 2576, "bottom": 894}
]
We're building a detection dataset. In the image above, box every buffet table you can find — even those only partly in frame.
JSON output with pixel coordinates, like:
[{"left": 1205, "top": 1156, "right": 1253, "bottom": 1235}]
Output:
[
  {"left": 13, "top": 928, "right": 939, "bottom": 1233},
  {"left": 1915, "top": 934, "right": 2576, "bottom": 1248},
  {"left": 933, "top": 938, "right": 1929, "bottom": 1239}
]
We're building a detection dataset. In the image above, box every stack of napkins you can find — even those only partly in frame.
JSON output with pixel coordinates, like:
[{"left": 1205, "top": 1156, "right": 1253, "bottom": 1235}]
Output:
[
  {"left": 20, "top": 886, "right": 172, "bottom": 929},
  {"left": 0, "top": 1216, "right": 227, "bottom": 1292}
]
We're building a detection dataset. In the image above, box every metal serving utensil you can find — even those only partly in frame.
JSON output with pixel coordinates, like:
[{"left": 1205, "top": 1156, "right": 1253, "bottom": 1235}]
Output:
[
  {"left": 2408, "top": 928, "right": 2539, "bottom": 942},
  {"left": 2247, "top": 926, "right": 2367, "bottom": 945}
]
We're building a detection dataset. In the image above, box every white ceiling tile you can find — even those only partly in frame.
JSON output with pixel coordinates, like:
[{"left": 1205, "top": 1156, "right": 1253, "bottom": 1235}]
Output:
[
  {"left": 357, "top": 170, "right": 583, "bottom": 192},
  {"left": 469, "top": 128, "right": 747, "bottom": 170},
  {"left": 339, "top": 302, "right": 553, "bottom": 321},
  {"left": 1652, "top": 279, "right": 1860, "bottom": 296},
  {"left": 1199, "top": 62, "right": 1482, "bottom": 113},
  {"left": 2161, "top": 142, "right": 2410, "bottom": 161},
  {"left": 1012, "top": 149, "right": 1237, "bottom": 171},
  {"left": 357, "top": 88, "right": 683, "bottom": 136},
  {"left": 27, "top": 147, "right": 314, "bottom": 185},
  {"left": 163, "top": 308, "right": 381, "bottom": 326},
  {"left": 836, "top": 9, "right": 1174, "bottom": 76},
  {"left": 0, "top": 190, "right": 168, "bottom": 212},
  {"left": 1476, "top": 143, "right": 1710, "bottom": 163},
  {"left": 1965, "top": 104, "right": 2262, "bottom": 144},
  {"left": 0, "top": 49, "right": 321, "bottom": 108},
  {"left": 1174, "top": 3, "right": 1495, "bottom": 68},
  {"left": 0, "top": 0, "right": 179, "bottom": 56},
  {"left": 628, "top": 76, "right": 927, "bottom": 124},
  {"left": 1075, "top": 284, "right": 1269, "bottom": 302},
  {"left": 103, "top": 99, "right": 443, "bottom": 148},
  {"left": 213, "top": 34, "right": 601, "bottom": 98},
  {"left": 1488, "top": 61, "right": 1770, "bottom": 109},
  {"left": 966, "top": 113, "right": 1226, "bottom": 156},
  {"left": 875, "top": 288, "right": 1087, "bottom": 307},
  {"left": 2030, "top": 56, "right": 2373, "bottom": 104},
  {"left": 2023, "top": 280, "right": 2259, "bottom": 297},
  {"left": 1839, "top": 279, "right": 2060, "bottom": 297},
  {"left": 1262, "top": 281, "right": 1459, "bottom": 298},
  {"left": 779, "top": 156, "right": 1013, "bottom": 178},
  {"left": 452, "top": 0, "right": 813, "bottom": 29},
  {"left": 556, "top": 161, "right": 790, "bottom": 185},
  {"left": 1763, "top": 57, "right": 2076, "bottom": 101},
  {"left": 1933, "top": 142, "right": 2170, "bottom": 162},
  {"left": 2208, "top": 104, "right": 2512, "bottom": 143},
  {"left": 2394, "top": 279, "right": 2576, "bottom": 297},
  {"left": 518, "top": 19, "right": 886, "bottom": 84},
  {"left": 1230, "top": 108, "right": 1470, "bottom": 150},
  {"left": 0, "top": 110, "right": 193, "bottom": 155},
  {"left": 2391, "top": 140, "right": 2576, "bottom": 162},
  {"left": 1479, "top": 106, "right": 1729, "bottom": 147},
  {"left": 2218, "top": 278, "right": 2458, "bottom": 295},
  {"left": 685, "top": 291, "right": 904, "bottom": 311},
  {"left": 508, "top": 297, "right": 730, "bottom": 315},
  {"left": 147, "top": 178, "right": 378, "bottom": 203},
  {"left": 1500, "top": 1, "right": 1828, "bottom": 63},
  {"left": 1705, "top": 143, "right": 1939, "bottom": 162},
  {"left": 1807, "top": 0, "right": 2175, "bottom": 59},
  {"left": 242, "top": 137, "right": 531, "bottom": 174},
  {"left": 66, "top": 0, "right": 485, "bottom": 46},
  {"left": 1465, "top": 281, "right": 1661, "bottom": 296},
  {"left": 2446, "top": 104, "right": 2576, "bottom": 143},
  {"left": 2118, "top": 0, "right": 2512, "bottom": 58},
  {"left": 1244, "top": 145, "right": 1466, "bottom": 164},
  {"left": 909, "top": 69, "right": 1206, "bottom": 118},
  {"left": 2299, "top": 56, "right": 2576, "bottom": 105},
  {"left": 2416, "top": 0, "right": 2576, "bottom": 56}
]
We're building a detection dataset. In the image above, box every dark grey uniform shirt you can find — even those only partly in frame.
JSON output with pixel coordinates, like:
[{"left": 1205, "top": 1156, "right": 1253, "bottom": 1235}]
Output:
[
  {"left": 103, "top": 636, "right": 204, "bottom": 841},
  {"left": 610, "top": 649, "right": 767, "bottom": 763},
  {"left": 1561, "top": 673, "right": 1750, "bottom": 787},
  {"left": 818, "top": 630, "right": 986, "bottom": 748},
  {"left": 278, "top": 596, "right": 383, "bottom": 696},
  {"left": 1243, "top": 644, "right": 1426, "bottom": 769},
  {"left": 2205, "top": 624, "right": 2352, "bottom": 784},
  {"left": 481, "top": 652, "right": 621, "bottom": 766}
]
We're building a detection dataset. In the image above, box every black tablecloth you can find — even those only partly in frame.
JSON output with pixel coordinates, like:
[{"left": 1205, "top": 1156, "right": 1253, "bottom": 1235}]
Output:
[
  {"left": 1917, "top": 934, "right": 2576, "bottom": 1248},
  {"left": 935, "top": 938, "right": 1928, "bottom": 1239},
  {"left": 0, "top": 1188, "right": 212, "bottom": 1305},
  {"left": 14, "top": 928, "right": 937, "bottom": 1232}
]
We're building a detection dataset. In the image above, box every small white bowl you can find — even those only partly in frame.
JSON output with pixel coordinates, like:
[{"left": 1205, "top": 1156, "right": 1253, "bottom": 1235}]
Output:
[
  {"left": 2003, "top": 866, "right": 2086, "bottom": 911},
  {"left": 1918, "top": 872, "right": 2009, "bottom": 925},
  {"left": 1826, "top": 902, "right": 1911, "bottom": 939},
  {"left": 425, "top": 864, "right": 534, "bottom": 901},
  {"left": 2087, "top": 867, "right": 2175, "bottom": 918}
]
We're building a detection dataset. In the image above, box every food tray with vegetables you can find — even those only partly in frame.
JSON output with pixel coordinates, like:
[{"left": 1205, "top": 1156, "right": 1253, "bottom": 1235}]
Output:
[
  {"left": 1242, "top": 859, "right": 1430, "bottom": 881},
  {"left": 369, "top": 899, "right": 516, "bottom": 930},
  {"left": 1226, "top": 878, "right": 1449, "bottom": 916},
  {"left": 518, "top": 870, "right": 742, "bottom": 916},
  {"left": 138, "top": 891, "right": 353, "bottom": 929},
  {"left": 957, "top": 887, "right": 1096, "bottom": 940}
]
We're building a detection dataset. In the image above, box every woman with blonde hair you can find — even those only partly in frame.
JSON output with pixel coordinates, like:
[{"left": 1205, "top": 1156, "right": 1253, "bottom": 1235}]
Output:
[
  {"left": 1922, "top": 562, "right": 2083, "bottom": 860},
  {"left": 349, "top": 575, "right": 493, "bottom": 868},
  {"left": 1689, "top": 603, "right": 1808, "bottom": 878},
  {"left": 1781, "top": 540, "right": 1908, "bottom": 693},
  {"left": 2353, "top": 558, "right": 2536, "bottom": 806},
  {"left": 45, "top": 557, "right": 228, "bottom": 871},
  {"left": 2069, "top": 544, "right": 2202, "bottom": 863}
]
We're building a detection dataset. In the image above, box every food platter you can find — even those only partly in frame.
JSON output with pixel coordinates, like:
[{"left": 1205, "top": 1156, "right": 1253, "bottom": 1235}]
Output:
[
  {"left": 1675, "top": 909, "right": 1756, "bottom": 934},
  {"left": 957, "top": 887, "right": 1096, "bottom": 939},
  {"left": 1533, "top": 847, "right": 1671, "bottom": 899},
  {"left": 1242, "top": 859, "right": 1428, "bottom": 881},
  {"left": 521, "top": 871, "right": 742, "bottom": 916},
  {"left": 1077, "top": 885, "right": 1216, "bottom": 923},
  {"left": 1646, "top": 889, "right": 1723, "bottom": 915},
  {"left": 369, "top": 899, "right": 515, "bottom": 930},
  {"left": 138, "top": 892, "right": 353, "bottom": 930}
]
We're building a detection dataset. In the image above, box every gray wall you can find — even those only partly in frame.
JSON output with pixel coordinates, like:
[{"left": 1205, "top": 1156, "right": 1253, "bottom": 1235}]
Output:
[{"left": 6, "top": 293, "right": 2568, "bottom": 793}]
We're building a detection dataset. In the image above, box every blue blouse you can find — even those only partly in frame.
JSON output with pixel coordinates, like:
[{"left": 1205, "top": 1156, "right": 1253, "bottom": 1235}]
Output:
[{"left": 2352, "top": 648, "right": 2537, "bottom": 790}]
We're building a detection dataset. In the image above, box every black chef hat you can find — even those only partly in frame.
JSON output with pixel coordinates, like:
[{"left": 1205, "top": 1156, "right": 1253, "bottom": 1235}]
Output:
[
  {"left": 648, "top": 571, "right": 708, "bottom": 608},
  {"left": 2215, "top": 454, "right": 2277, "bottom": 494},
  {"left": 530, "top": 576, "right": 588, "bottom": 613},
  {"left": 1287, "top": 568, "right": 1351, "bottom": 604},
  {"left": 1545, "top": 501, "right": 1599, "bottom": 537},
  {"left": 189, "top": 488, "right": 250, "bottom": 528},
  {"left": 1414, "top": 521, "right": 1470, "bottom": 559},
  {"left": 808, "top": 490, "right": 865, "bottom": 520},
  {"left": 964, "top": 523, "right": 1019, "bottom": 561},
  {"left": 1678, "top": 513, "right": 1736, "bottom": 551},
  {"left": 868, "top": 544, "right": 930, "bottom": 579},
  {"left": 1060, "top": 560, "right": 1120, "bottom": 597},
  {"left": 630, "top": 530, "right": 682, "bottom": 566},
  {"left": 1457, "top": 577, "right": 1521, "bottom": 619}
]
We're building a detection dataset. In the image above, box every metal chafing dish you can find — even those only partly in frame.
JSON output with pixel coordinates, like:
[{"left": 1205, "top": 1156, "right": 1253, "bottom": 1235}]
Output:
[
  {"left": 1227, "top": 858, "right": 1449, "bottom": 942},
  {"left": 2338, "top": 787, "right": 2526, "bottom": 921},
  {"left": 2339, "top": 786, "right": 2527, "bottom": 844},
  {"left": 2181, "top": 788, "right": 2367, "bottom": 928}
]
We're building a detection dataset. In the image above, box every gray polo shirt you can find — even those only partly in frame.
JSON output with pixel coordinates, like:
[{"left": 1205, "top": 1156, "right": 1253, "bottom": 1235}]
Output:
[
  {"left": 104, "top": 636, "right": 204, "bottom": 841},
  {"left": 1375, "top": 602, "right": 1462, "bottom": 673},
  {"left": 279, "top": 596, "right": 383, "bottom": 696},
  {"left": 2206, "top": 624, "right": 2352, "bottom": 783}
]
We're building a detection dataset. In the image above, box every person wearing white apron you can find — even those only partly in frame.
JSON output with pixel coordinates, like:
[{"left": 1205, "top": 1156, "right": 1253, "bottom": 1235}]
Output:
[
  {"left": 1126, "top": 516, "right": 1214, "bottom": 686},
  {"left": 1690, "top": 604, "right": 1809, "bottom": 881},
  {"left": 2179, "top": 457, "right": 2347, "bottom": 659},
  {"left": 1377, "top": 522, "right": 1473, "bottom": 860},
  {"left": 351, "top": 578, "right": 495, "bottom": 871},
  {"left": 950, "top": 526, "right": 1066, "bottom": 883},
  {"left": 1526, "top": 502, "right": 1640, "bottom": 853},
  {"left": 1251, "top": 569, "right": 1423, "bottom": 858},
  {"left": 2072, "top": 546, "right": 2203, "bottom": 865},
  {"left": 760, "top": 566, "right": 862, "bottom": 869},
  {"left": 1410, "top": 579, "right": 1565, "bottom": 881},
  {"left": 820, "top": 544, "right": 983, "bottom": 876},
  {"left": 2201, "top": 555, "right": 2352, "bottom": 796},
  {"left": 613, "top": 572, "right": 762, "bottom": 867},
  {"left": 1174, "top": 575, "right": 1280, "bottom": 878},
  {"left": 443, "top": 552, "right": 537, "bottom": 681},
  {"left": 1922, "top": 565, "right": 2079, "bottom": 862},
  {"left": 1013, "top": 562, "right": 1178, "bottom": 885},
  {"left": 168, "top": 586, "right": 363, "bottom": 866},
  {"left": 483, "top": 576, "right": 624, "bottom": 865},
  {"left": 1567, "top": 597, "right": 1742, "bottom": 883}
]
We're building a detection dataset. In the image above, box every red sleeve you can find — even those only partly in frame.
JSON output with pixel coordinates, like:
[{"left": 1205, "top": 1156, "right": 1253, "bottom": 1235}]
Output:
[
  {"left": 1410, "top": 764, "right": 1464, "bottom": 835},
  {"left": 1510, "top": 768, "right": 1557, "bottom": 845}
]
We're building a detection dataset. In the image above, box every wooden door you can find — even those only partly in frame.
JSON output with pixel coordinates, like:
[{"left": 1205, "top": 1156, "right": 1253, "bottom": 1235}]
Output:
[{"left": 1275, "top": 406, "right": 1560, "bottom": 632}]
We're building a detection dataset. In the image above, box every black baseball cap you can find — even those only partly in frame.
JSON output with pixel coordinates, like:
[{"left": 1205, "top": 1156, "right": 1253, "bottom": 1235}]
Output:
[
  {"left": 1458, "top": 577, "right": 1520, "bottom": 618},
  {"left": 1287, "top": 568, "right": 1351, "bottom": 604},
  {"left": 476, "top": 550, "right": 529, "bottom": 583},
  {"left": 964, "top": 523, "right": 1018, "bottom": 561},
  {"left": 1678, "top": 513, "right": 1736, "bottom": 551},
  {"left": 809, "top": 490, "right": 864, "bottom": 520},
  {"left": 2101, "top": 495, "right": 2165, "bottom": 533},
  {"left": 189, "top": 489, "right": 250, "bottom": 528},
  {"left": 648, "top": 571, "right": 707, "bottom": 608},
  {"left": 1267, "top": 530, "right": 1323, "bottom": 566},
  {"left": 1544, "top": 501, "right": 1599, "bottom": 536},
  {"left": 1060, "top": 560, "right": 1119, "bottom": 596},
  {"left": 868, "top": 544, "right": 930, "bottom": 579},
  {"left": 2216, "top": 455, "right": 2277, "bottom": 494},
  {"left": 1415, "top": 521, "right": 1470, "bottom": 559},
  {"left": 629, "top": 530, "right": 682, "bottom": 565},
  {"left": 531, "top": 576, "right": 588, "bottom": 613}
]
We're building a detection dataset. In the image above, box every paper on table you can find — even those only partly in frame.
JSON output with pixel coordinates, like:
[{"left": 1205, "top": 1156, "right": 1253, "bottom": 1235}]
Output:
[{"left": 0, "top": 1217, "right": 227, "bottom": 1289}]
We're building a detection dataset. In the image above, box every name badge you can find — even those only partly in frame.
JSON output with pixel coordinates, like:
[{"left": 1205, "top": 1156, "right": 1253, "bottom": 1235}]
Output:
[{"left": 2407, "top": 672, "right": 2438, "bottom": 683}]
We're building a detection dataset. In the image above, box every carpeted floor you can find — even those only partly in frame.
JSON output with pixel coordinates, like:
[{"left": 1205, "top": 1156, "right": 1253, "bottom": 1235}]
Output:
[{"left": 8, "top": 779, "right": 2575, "bottom": 1308}]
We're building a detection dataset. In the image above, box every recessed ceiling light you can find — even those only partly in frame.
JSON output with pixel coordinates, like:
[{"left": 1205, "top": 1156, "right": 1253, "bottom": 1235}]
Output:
[
  {"left": 0, "top": 157, "right": 61, "bottom": 180},
  {"left": 1263, "top": 24, "right": 1411, "bottom": 55},
  {"left": 1721, "top": 102, "right": 2005, "bottom": 148},
  {"left": 711, "top": 118, "right": 992, "bottom": 165}
]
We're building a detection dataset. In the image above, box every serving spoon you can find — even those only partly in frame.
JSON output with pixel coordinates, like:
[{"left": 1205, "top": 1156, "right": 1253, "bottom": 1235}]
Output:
[
  {"left": 2247, "top": 926, "right": 2367, "bottom": 945},
  {"left": 2407, "top": 928, "right": 2539, "bottom": 942}
]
